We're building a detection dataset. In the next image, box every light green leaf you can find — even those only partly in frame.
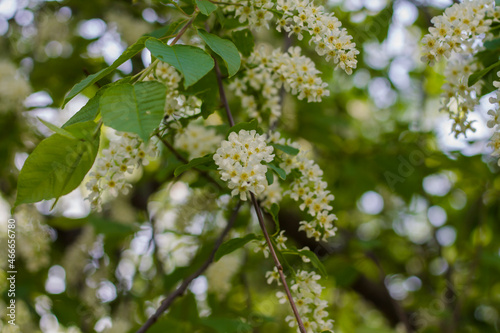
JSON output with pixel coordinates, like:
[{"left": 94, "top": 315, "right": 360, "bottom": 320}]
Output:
[
  {"left": 145, "top": 38, "right": 214, "bottom": 88},
  {"left": 62, "top": 92, "right": 101, "bottom": 128},
  {"left": 468, "top": 60, "right": 500, "bottom": 87},
  {"left": 266, "top": 163, "right": 286, "bottom": 180},
  {"left": 100, "top": 81, "right": 166, "bottom": 141},
  {"left": 273, "top": 143, "right": 299, "bottom": 156},
  {"left": 215, "top": 233, "right": 259, "bottom": 261},
  {"left": 196, "top": 0, "right": 217, "bottom": 16},
  {"left": 15, "top": 121, "right": 100, "bottom": 207},
  {"left": 281, "top": 247, "right": 328, "bottom": 276},
  {"left": 198, "top": 29, "right": 241, "bottom": 77},
  {"left": 232, "top": 29, "right": 254, "bottom": 57},
  {"left": 174, "top": 154, "right": 214, "bottom": 177},
  {"left": 63, "top": 36, "right": 150, "bottom": 107},
  {"left": 38, "top": 118, "right": 77, "bottom": 139}
]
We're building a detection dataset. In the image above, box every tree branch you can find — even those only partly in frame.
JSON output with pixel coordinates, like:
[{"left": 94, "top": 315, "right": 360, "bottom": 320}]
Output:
[
  {"left": 250, "top": 192, "right": 307, "bottom": 333},
  {"left": 136, "top": 201, "right": 242, "bottom": 333}
]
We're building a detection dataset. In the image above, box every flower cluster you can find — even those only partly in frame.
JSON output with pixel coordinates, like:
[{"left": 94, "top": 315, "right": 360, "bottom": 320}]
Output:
[
  {"left": 174, "top": 122, "right": 223, "bottom": 159},
  {"left": 268, "top": 269, "right": 334, "bottom": 332},
  {"left": 213, "top": 130, "right": 274, "bottom": 200},
  {"left": 270, "top": 132, "right": 337, "bottom": 241},
  {"left": 146, "top": 62, "right": 201, "bottom": 120},
  {"left": 421, "top": 0, "right": 496, "bottom": 65},
  {"left": 487, "top": 73, "right": 500, "bottom": 166},
  {"left": 223, "top": 0, "right": 358, "bottom": 74},
  {"left": 230, "top": 45, "right": 329, "bottom": 123},
  {"left": 440, "top": 58, "right": 481, "bottom": 137},
  {"left": 85, "top": 130, "right": 157, "bottom": 210},
  {"left": 0, "top": 60, "right": 31, "bottom": 113},
  {"left": 205, "top": 252, "right": 242, "bottom": 299},
  {"left": 276, "top": 0, "right": 358, "bottom": 74}
]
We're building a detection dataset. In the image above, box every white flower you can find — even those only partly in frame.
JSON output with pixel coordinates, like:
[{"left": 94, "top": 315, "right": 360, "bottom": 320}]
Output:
[
  {"left": 214, "top": 129, "right": 274, "bottom": 200},
  {"left": 174, "top": 122, "right": 223, "bottom": 159}
]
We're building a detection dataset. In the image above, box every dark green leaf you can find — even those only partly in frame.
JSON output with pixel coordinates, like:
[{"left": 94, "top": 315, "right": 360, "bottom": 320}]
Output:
[
  {"left": 145, "top": 38, "right": 214, "bottom": 88},
  {"left": 281, "top": 247, "right": 328, "bottom": 276},
  {"left": 266, "top": 163, "right": 286, "bottom": 180},
  {"left": 484, "top": 38, "right": 500, "bottom": 50},
  {"left": 198, "top": 29, "right": 241, "bottom": 77},
  {"left": 174, "top": 154, "right": 214, "bottom": 177},
  {"left": 268, "top": 203, "right": 280, "bottom": 232},
  {"left": 468, "top": 60, "right": 500, "bottom": 87},
  {"left": 100, "top": 81, "right": 166, "bottom": 141},
  {"left": 196, "top": 0, "right": 217, "bottom": 15},
  {"left": 266, "top": 168, "right": 274, "bottom": 185},
  {"left": 232, "top": 29, "right": 254, "bottom": 57},
  {"left": 63, "top": 36, "right": 150, "bottom": 106},
  {"left": 214, "top": 233, "right": 259, "bottom": 261},
  {"left": 273, "top": 143, "right": 299, "bottom": 156},
  {"left": 15, "top": 121, "right": 100, "bottom": 206}
]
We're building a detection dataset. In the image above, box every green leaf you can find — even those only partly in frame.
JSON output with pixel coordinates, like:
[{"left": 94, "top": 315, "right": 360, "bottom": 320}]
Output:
[
  {"left": 15, "top": 121, "right": 100, "bottom": 206},
  {"left": 38, "top": 118, "right": 77, "bottom": 139},
  {"left": 198, "top": 29, "right": 241, "bottom": 77},
  {"left": 273, "top": 143, "right": 299, "bottom": 156},
  {"left": 497, "top": 0, "right": 500, "bottom": 6},
  {"left": 63, "top": 36, "right": 150, "bottom": 106},
  {"left": 214, "top": 233, "right": 259, "bottom": 261},
  {"left": 266, "top": 163, "right": 286, "bottom": 180},
  {"left": 268, "top": 203, "right": 280, "bottom": 233},
  {"left": 200, "top": 317, "right": 252, "bottom": 332},
  {"left": 196, "top": 0, "right": 217, "bottom": 15},
  {"left": 282, "top": 247, "right": 328, "bottom": 276},
  {"left": 484, "top": 38, "right": 500, "bottom": 50},
  {"left": 144, "top": 20, "right": 183, "bottom": 39},
  {"left": 62, "top": 91, "right": 101, "bottom": 128},
  {"left": 468, "top": 60, "right": 500, "bottom": 87},
  {"left": 266, "top": 168, "right": 274, "bottom": 185},
  {"left": 145, "top": 38, "right": 214, "bottom": 88},
  {"left": 174, "top": 154, "right": 214, "bottom": 177},
  {"left": 100, "top": 81, "right": 166, "bottom": 141},
  {"left": 227, "top": 119, "right": 258, "bottom": 137},
  {"left": 231, "top": 29, "right": 254, "bottom": 57}
]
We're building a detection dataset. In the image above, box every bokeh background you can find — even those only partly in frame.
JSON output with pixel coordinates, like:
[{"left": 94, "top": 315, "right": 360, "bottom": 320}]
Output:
[{"left": 0, "top": 0, "right": 499, "bottom": 332}]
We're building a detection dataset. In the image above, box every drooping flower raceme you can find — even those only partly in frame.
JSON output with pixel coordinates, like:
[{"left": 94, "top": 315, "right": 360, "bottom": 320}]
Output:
[
  {"left": 267, "top": 268, "right": 334, "bottom": 333},
  {"left": 486, "top": 73, "right": 500, "bottom": 166},
  {"left": 421, "top": 0, "right": 496, "bottom": 65},
  {"left": 213, "top": 130, "right": 274, "bottom": 200},
  {"left": 223, "top": 0, "right": 358, "bottom": 74},
  {"left": 270, "top": 132, "right": 337, "bottom": 242},
  {"left": 85, "top": 130, "right": 158, "bottom": 210},
  {"left": 230, "top": 45, "right": 329, "bottom": 124}
]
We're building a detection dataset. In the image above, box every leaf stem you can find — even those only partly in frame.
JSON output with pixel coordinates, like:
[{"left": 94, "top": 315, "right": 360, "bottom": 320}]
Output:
[
  {"left": 136, "top": 201, "right": 242, "bottom": 333},
  {"left": 250, "top": 192, "right": 307, "bottom": 333}
]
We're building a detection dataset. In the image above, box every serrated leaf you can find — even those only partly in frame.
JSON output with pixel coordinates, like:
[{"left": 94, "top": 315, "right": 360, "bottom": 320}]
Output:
[
  {"left": 145, "top": 38, "right": 214, "bottom": 88},
  {"left": 227, "top": 119, "right": 258, "bottom": 137},
  {"left": 266, "top": 163, "right": 286, "bottom": 180},
  {"left": 63, "top": 36, "right": 150, "bottom": 106},
  {"left": 273, "top": 143, "right": 299, "bottom": 156},
  {"left": 15, "top": 121, "right": 100, "bottom": 206},
  {"left": 100, "top": 81, "right": 166, "bottom": 141},
  {"left": 38, "top": 118, "right": 77, "bottom": 139},
  {"left": 198, "top": 29, "right": 241, "bottom": 77},
  {"left": 231, "top": 29, "right": 254, "bottom": 57},
  {"left": 196, "top": 0, "right": 217, "bottom": 15},
  {"left": 215, "top": 233, "right": 259, "bottom": 261},
  {"left": 266, "top": 169, "right": 274, "bottom": 185},
  {"left": 468, "top": 60, "right": 500, "bottom": 87},
  {"left": 174, "top": 154, "right": 214, "bottom": 177}
]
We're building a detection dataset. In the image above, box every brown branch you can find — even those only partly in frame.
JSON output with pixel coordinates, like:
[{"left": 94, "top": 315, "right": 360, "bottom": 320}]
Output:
[
  {"left": 250, "top": 193, "right": 307, "bottom": 333},
  {"left": 136, "top": 201, "right": 242, "bottom": 333},
  {"left": 214, "top": 58, "right": 235, "bottom": 127}
]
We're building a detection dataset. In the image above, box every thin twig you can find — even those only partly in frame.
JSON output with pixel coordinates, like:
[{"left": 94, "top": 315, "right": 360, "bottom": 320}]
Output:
[
  {"left": 250, "top": 193, "right": 307, "bottom": 333},
  {"left": 214, "top": 58, "right": 235, "bottom": 127},
  {"left": 136, "top": 201, "right": 242, "bottom": 333}
]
